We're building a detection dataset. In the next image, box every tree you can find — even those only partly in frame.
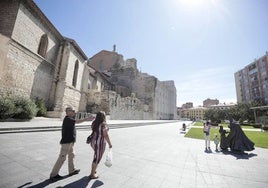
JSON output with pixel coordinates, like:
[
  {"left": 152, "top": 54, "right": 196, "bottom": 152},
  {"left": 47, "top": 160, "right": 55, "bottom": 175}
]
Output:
[{"left": 204, "top": 102, "right": 263, "bottom": 124}]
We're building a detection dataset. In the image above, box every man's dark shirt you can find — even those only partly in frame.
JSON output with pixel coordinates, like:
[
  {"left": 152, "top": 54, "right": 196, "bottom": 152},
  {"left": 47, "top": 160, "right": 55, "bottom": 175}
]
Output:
[{"left": 60, "top": 116, "right": 76, "bottom": 144}]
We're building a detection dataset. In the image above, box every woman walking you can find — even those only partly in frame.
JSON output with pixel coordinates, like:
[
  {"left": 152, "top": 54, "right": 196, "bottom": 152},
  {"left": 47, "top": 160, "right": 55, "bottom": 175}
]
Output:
[{"left": 89, "top": 111, "right": 112, "bottom": 179}]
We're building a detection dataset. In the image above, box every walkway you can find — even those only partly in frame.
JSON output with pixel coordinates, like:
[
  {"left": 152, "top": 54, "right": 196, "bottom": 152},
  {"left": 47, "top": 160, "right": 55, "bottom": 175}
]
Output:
[{"left": 0, "top": 119, "right": 267, "bottom": 188}]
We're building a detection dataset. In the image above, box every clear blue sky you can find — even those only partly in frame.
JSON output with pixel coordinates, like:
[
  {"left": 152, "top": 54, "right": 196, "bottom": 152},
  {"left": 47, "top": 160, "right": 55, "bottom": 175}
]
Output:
[{"left": 34, "top": 0, "right": 268, "bottom": 107}]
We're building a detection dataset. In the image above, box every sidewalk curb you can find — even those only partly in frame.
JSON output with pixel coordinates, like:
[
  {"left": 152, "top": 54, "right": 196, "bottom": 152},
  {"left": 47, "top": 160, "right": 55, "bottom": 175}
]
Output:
[{"left": 0, "top": 120, "right": 179, "bottom": 134}]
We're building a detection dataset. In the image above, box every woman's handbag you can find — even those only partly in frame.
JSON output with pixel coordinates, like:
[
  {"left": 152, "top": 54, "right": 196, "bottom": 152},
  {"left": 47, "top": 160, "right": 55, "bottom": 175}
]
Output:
[
  {"left": 86, "top": 132, "right": 93, "bottom": 144},
  {"left": 104, "top": 148, "right": 113, "bottom": 167}
]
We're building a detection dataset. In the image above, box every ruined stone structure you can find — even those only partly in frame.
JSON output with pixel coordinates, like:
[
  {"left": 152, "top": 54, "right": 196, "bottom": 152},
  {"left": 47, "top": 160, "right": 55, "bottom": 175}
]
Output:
[
  {"left": 0, "top": 0, "right": 177, "bottom": 120},
  {"left": 89, "top": 50, "right": 177, "bottom": 120}
]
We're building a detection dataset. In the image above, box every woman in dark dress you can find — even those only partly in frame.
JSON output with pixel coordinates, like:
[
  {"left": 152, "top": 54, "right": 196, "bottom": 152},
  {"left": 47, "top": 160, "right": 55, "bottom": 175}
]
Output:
[
  {"left": 219, "top": 120, "right": 255, "bottom": 152},
  {"left": 227, "top": 121, "right": 254, "bottom": 152}
]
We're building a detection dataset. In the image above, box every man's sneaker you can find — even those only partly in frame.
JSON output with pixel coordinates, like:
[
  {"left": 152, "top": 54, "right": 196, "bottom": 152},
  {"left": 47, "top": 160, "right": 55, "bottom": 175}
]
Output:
[
  {"left": 69, "top": 169, "right": 80, "bottom": 176},
  {"left": 50, "top": 174, "right": 63, "bottom": 180}
]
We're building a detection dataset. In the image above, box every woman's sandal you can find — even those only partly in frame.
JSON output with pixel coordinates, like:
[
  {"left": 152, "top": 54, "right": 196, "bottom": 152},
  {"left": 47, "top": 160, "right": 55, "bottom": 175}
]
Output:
[{"left": 89, "top": 174, "right": 99, "bottom": 179}]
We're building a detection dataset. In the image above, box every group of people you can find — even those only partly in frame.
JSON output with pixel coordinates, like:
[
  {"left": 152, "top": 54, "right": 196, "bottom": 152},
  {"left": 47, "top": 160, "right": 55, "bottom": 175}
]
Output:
[
  {"left": 49, "top": 108, "right": 255, "bottom": 180},
  {"left": 49, "top": 107, "right": 112, "bottom": 181},
  {"left": 203, "top": 120, "right": 254, "bottom": 152}
]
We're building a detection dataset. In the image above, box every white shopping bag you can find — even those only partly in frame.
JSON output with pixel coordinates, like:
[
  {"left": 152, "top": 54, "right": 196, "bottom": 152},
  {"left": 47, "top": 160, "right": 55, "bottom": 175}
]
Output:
[{"left": 104, "top": 148, "right": 113, "bottom": 167}]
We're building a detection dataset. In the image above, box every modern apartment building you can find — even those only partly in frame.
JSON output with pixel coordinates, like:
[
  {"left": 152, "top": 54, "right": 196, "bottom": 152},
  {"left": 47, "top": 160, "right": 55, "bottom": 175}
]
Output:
[{"left": 234, "top": 52, "right": 268, "bottom": 105}]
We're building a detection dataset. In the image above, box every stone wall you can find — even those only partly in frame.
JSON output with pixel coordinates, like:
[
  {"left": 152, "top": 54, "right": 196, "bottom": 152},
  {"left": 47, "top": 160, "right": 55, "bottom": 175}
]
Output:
[
  {"left": 12, "top": 3, "right": 60, "bottom": 63},
  {"left": 61, "top": 43, "right": 87, "bottom": 111},
  {"left": 125, "top": 58, "right": 137, "bottom": 69},
  {"left": 108, "top": 59, "right": 177, "bottom": 119},
  {"left": 79, "top": 66, "right": 91, "bottom": 112},
  {"left": 65, "top": 45, "right": 85, "bottom": 90},
  {"left": 51, "top": 42, "right": 70, "bottom": 112},
  {"left": 154, "top": 80, "right": 177, "bottom": 119},
  {"left": 1, "top": 37, "right": 55, "bottom": 102},
  {"left": 49, "top": 40, "right": 88, "bottom": 117},
  {"left": 111, "top": 66, "right": 137, "bottom": 97},
  {"left": 87, "top": 90, "right": 154, "bottom": 120},
  {"left": 0, "top": 1, "right": 19, "bottom": 37},
  {"left": 89, "top": 50, "right": 124, "bottom": 72},
  {"left": 0, "top": 1, "right": 90, "bottom": 119},
  {"left": 0, "top": 1, "right": 60, "bottom": 106}
]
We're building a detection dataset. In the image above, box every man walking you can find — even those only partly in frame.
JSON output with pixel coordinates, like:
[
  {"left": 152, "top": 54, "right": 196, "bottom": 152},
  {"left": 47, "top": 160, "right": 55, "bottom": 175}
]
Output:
[{"left": 50, "top": 106, "right": 94, "bottom": 180}]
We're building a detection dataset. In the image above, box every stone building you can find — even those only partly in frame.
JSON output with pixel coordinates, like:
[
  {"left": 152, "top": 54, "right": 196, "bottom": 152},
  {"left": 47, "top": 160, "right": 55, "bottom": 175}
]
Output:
[
  {"left": 181, "top": 107, "right": 206, "bottom": 120},
  {"left": 0, "top": 0, "right": 107, "bottom": 118},
  {"left": 203, "top": 98, "right": 219, "bottom": 107},
  {"left": 0, "top": 0, "right": 177, "bottom": 120},
  {"left": 181, "top": 102, "right": 193, "bottom": 109},
  {"left": 89, "top": 49, "right": 177, "bottom": 120}
]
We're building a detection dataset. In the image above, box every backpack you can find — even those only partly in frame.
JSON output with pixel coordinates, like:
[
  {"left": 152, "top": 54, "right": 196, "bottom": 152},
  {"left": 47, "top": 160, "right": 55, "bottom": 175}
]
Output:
[{"left": 203, "top": 125, "right": 209, "bottom": 134}]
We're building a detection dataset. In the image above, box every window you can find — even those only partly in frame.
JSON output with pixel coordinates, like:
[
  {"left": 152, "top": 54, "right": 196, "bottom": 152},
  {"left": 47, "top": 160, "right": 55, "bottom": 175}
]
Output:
[
  {"left": 72, "top": 60, "right": 79, "bottom": 87},
  {"left": 88, "top": 79, "right": 91, "bottom": 89},
  {"left": 37, "top": 34, "right": 48, "bottom": 57}
]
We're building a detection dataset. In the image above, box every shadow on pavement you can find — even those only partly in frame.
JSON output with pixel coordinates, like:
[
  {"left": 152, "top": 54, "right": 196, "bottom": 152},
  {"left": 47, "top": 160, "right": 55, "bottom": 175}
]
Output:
[
  {"left": 90, "top": 180, "right": 104, "bottom": 188},
  {"left": 24, "top": 175, "right": 69, "bottom": 188},
  {"left": 20, "top": 179, "right": 50, "bottom": 188},
  {"left": 61, "top": 176, "right": 103, "bottom": 188},
  {"left": 222, "top": 150, "right": 258, "bottom": 160},
  {"left": 17, "top": 181, "right": 32, "bottom": 188},
  {"left": 204, "top": 149, "right": 257, "bottom": 160},
  {"left": 22, "top": 176, "right": 104, "bottom": 188},
  {"left": 204, "top": 148, "right": 213, "bottom": 153}
]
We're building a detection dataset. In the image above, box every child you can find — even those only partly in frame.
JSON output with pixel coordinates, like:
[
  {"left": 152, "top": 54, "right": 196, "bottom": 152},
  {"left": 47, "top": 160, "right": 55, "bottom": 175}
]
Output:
[{"left": 214, "top": 134, "right": 220, "bottom": 152}]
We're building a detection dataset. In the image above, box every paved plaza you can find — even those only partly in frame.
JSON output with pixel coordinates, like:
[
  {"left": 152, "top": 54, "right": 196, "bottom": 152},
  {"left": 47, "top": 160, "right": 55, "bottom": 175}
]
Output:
[{"left": 0, "top": 119, "right": 268, "bottom": 188}]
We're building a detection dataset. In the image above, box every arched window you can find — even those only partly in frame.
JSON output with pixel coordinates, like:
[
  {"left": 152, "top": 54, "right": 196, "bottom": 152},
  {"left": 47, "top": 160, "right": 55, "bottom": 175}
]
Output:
[
  {"left": 88, "top": 79, "right": 91, "bottom": 89},
  {"left": 37, "top": 34, "right": 48, "bottom": 57},
  {"left": 72, "top": 60, "right": 79, "bottom": 87}
]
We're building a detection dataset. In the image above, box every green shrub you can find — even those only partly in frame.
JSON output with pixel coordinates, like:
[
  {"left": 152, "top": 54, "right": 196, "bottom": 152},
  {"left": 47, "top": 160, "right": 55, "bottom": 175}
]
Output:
[
  {"left": 262, "top": 126, "right": 268, "bottom": 131},
  {"left": 252, "top": 123, "right": 262, "bottom": 128},
  {"left": 0, "top": 97, "right": 16, "bottom": 119},
  {"left": 13, "top": 96, "right": 37, "bottom": 119},
  {"left": 35, "top": 98, "right": 47, "bottom": 116}
]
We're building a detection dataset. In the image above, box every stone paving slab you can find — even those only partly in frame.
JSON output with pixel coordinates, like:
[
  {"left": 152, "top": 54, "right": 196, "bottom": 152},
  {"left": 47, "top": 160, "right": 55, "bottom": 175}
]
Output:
[{"left": 0, "top": 121, "right": 267, "bottom": 188}]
